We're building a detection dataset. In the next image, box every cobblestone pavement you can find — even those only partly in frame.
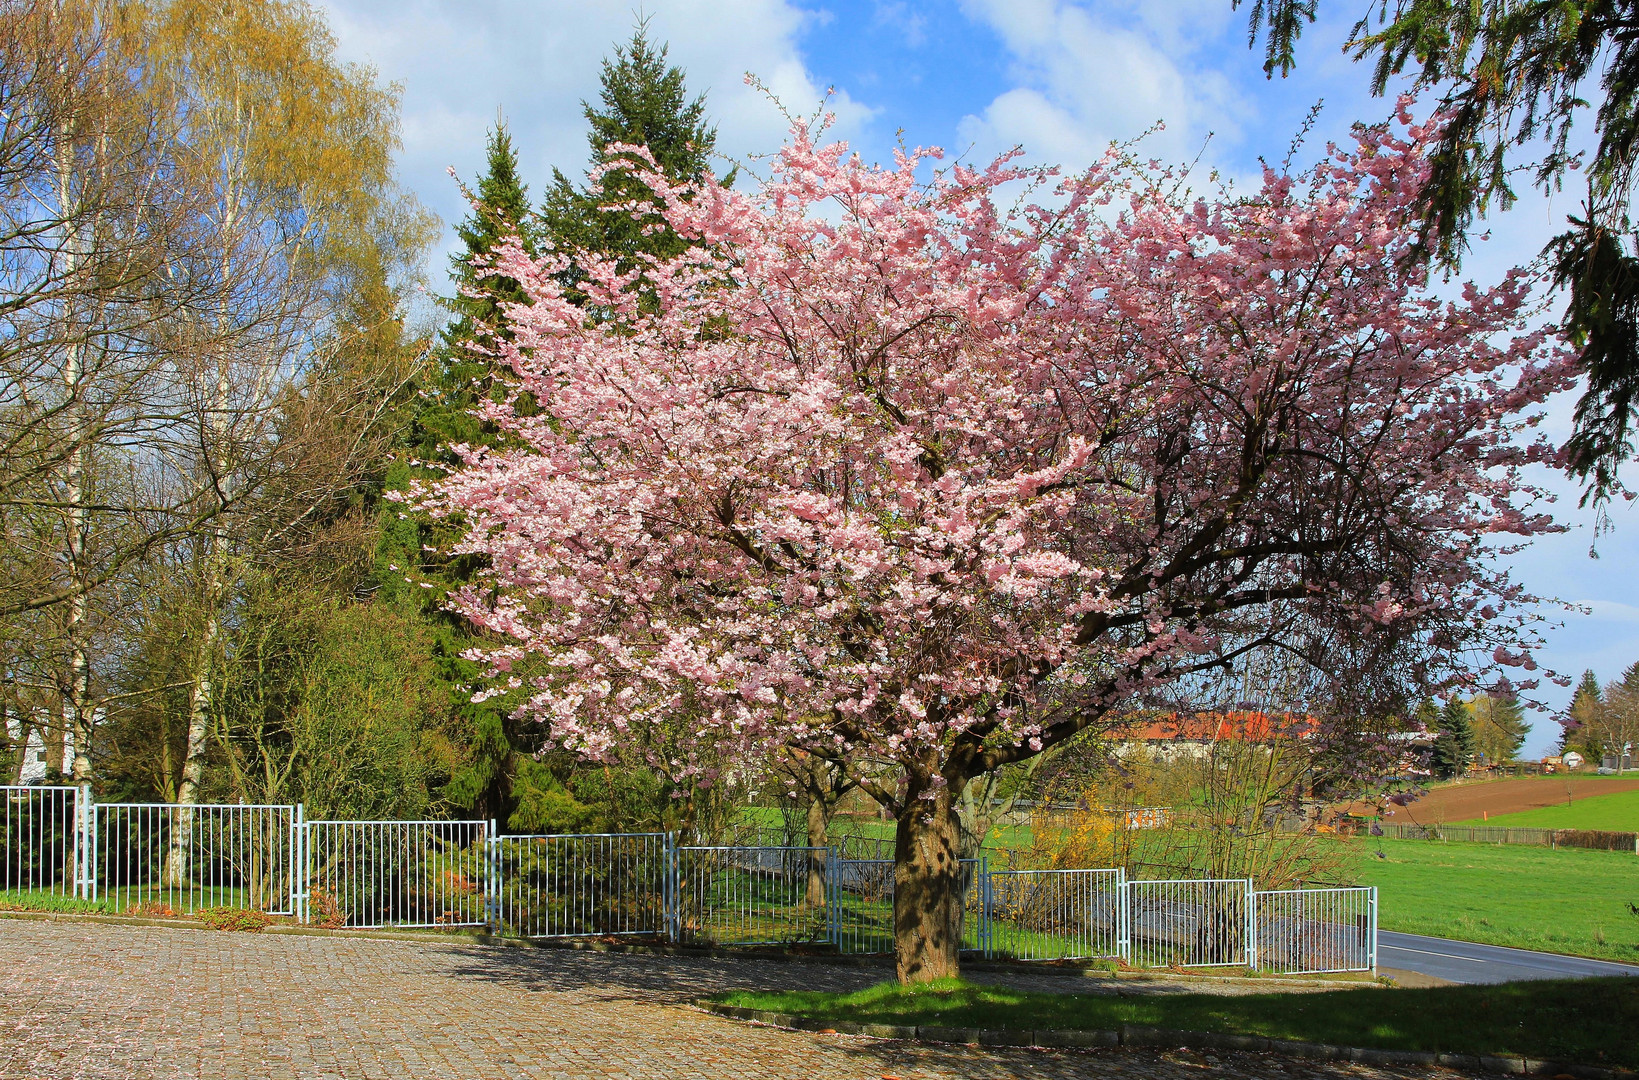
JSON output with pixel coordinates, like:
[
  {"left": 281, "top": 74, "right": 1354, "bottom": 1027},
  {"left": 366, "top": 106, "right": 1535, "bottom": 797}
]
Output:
[{"left": 1, "top": 920, "right": 1463, "bottom": 1080}]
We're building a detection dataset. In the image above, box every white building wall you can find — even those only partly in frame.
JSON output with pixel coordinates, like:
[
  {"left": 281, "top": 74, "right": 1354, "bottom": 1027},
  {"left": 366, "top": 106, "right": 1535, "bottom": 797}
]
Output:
[{"left": 5, "top": 712, "right": 74, "bottom": 784}]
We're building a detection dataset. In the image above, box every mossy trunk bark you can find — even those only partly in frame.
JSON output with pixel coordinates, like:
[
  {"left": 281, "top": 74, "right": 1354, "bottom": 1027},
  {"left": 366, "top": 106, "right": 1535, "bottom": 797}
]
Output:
[
  {"left": 893, "top": 781, "right": 965, "bottom": 984},
  {"left": 805, "top": 792, "right": 829, "bottom": 908}
]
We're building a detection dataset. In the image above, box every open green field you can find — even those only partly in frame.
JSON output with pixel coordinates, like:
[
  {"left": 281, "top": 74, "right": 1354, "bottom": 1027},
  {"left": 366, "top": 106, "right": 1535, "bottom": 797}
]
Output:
[
  {"left": 1453, "top": 787, "right": 1639, "bottom": 831},
  {"left": 710, "top": 977, "right": 1639, "bottom": 1068},
  {"left": 1351, "top": 837, "right": 1639, "bottom": 963}
]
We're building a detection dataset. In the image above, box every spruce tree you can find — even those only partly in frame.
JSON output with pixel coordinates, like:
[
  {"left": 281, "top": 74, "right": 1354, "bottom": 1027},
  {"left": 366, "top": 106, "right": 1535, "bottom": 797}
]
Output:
[
  {"left": 375, "top": 26, "right": 728, "bottom": 833},
  {"left": 416, "top": 121, "right": 537, "bottom": 456},
  {"left": 1563, "top": 669, "right": 1605, "bottom": 757},
  {"left": 539, "top": 24, "right": 722, "bottom": 302},
  {"left": 1432, "top": 697, "right": 1475, "bottom": 780},
  {"left": 528, "top": 24, "right": 739, "bottom": 834}
]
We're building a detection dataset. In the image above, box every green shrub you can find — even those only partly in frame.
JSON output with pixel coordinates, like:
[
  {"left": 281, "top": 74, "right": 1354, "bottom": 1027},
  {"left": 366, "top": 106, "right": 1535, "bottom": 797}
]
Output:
[{"left": 195, "top": 906, "right": 273, "bottom": 932}]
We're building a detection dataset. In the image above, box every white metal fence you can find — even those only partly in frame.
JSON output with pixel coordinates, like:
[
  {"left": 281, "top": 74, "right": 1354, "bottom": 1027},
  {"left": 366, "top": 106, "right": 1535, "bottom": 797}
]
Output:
[
  {"left": 672, "top": 845, "right": 830, "bottom": 946},
  {"left": 492, "top": 832, "right": 666, "bottom": 939},
  {"left": 1252, "top": 886, "right": 1377, "bottom": 974},
  {"left": 93, "top": 802, "right": 297, "bottom": 915},
  {"left": 302, "top": 819, "right": 489, "bottom": 928},
  {"left": 827, "top": 856, "right": 992, "bottom": 957},
  {"left": 0, "top": 785, "right": 1376, "bottom": 973},
  {"left": 1127, "top": 878, "right": 1253, "bottom": 968},
  {"left": 1, "top": 785, "right": 89, "bottom": 899},
  {"left": 988, "top": 868, "right": 1127, "bottom": 961},
  {"left": 827, "top": 855, "right": 897, "bottom": 955}
]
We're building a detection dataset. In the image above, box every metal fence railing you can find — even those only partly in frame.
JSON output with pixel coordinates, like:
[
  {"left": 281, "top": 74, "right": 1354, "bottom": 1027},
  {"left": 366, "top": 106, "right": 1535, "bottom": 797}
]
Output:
[
  {"left": 672, "top": 846, "right": 830, "bottom": 946},
  {"left": 988, "top": 868, "right": 1127, "bottom": 961},
  {"left": 1252, "top": 886, "right": 1376, "bottom": 974},
  {"left": 302, "top": 819, "right": 488, "bottom": 928},
  {"left": 828, "top": 856, "right": 991, "bottom": 957},
  {"left": 828, "top": 832, "right": 896, "bottom": 861},
  {"left": 0, "top": 785, "right": 89, "bottom": 900},
  {"left": 0, "top": 786, "right": 1377, "bottom": 973},
  {"left": 93, "top": 802, "right": 296, "bottom": 915},
  {"left": 828, "top": 855, "right": 897, "bottom": 955},
  {"left": 492, "top": 832, "right": 666, "bottom": 939},
  {"left": 1127, "top": 878, "right": 1253, "bottom": 968}
]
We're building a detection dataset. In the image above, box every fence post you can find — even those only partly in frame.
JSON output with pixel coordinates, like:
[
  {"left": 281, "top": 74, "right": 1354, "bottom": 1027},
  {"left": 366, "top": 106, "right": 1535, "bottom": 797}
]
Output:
[
  {"left": 981, "top": 858, "right": 994, "bottom": 959},
  {"left": 289, "top": 804, "right": 305, "bottom": 923},
  {"left": 826, "top": 847, "right": 838, "bottom": 950},
  {"left": 1245, "top": 880, "right": 1258, "bottom": 971},
  {"left": 1368, "top": 885, "right": 1378, "bottom": 974},
  {"left": 484, "top": 819, "right": 498, "bottom": 933},
  {"left": 663, "top": 831, "right": 678, "bottom": 943},
  {"left": 1116, "top": 873, "right": 1130, "bottom": 965},
  {"left": 74, "top": 784, "right": 95, "bottom": 901}
]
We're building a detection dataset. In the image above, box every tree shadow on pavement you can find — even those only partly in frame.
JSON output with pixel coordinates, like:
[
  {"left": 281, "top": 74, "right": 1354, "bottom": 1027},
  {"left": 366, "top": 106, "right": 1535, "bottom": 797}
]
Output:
[{"left": 431, "top": 946, "right": 1421, "bottom": 1080}]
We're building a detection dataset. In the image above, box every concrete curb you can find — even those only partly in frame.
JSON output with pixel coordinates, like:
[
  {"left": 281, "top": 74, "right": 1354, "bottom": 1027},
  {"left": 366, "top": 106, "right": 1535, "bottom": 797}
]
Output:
[{"left": 696, "top": 1002, "right": 1636, "bottom": 1079}]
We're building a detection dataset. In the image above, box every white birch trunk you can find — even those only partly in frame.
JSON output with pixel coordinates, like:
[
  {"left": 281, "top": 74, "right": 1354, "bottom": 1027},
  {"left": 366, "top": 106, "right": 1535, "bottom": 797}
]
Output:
[{"left": 53, "top": 28, "right": 95, "bottom": 785}]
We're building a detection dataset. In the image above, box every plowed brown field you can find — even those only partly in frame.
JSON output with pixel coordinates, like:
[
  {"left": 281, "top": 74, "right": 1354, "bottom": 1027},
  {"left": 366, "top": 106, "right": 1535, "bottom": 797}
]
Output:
[{"left": 1351, "top": 775, "right": 1639, "bottom": 823}]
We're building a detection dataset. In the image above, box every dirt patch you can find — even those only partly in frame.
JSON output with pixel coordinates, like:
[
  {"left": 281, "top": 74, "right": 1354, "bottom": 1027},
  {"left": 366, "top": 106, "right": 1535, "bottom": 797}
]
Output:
[{"left": 1351, "top": 776, "right": 1639, "bottom": 824}]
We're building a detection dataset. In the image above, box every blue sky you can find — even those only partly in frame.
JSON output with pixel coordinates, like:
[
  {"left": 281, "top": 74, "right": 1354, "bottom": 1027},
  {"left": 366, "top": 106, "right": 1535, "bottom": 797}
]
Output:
[{"left": 317, "top": 0, "right": 1639, "bottom": 754}]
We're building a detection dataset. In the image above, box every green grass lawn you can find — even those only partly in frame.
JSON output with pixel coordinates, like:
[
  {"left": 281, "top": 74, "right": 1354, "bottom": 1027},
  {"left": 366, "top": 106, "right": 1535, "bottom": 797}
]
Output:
[
  {"left": 709, "top": 977, "right": 1639, "bottom": 1068},
  {"left": 0, "top": 888, "right": 110, "bottom": 914},
  {"left": 740, "top": 812, "right": 1639, "bottom": 963},
  {"left": 1350, "top": 837, "right": 1639, "bottom": 963},
  {"left": 1453, "top": 788, "right": 1639, "bottom": 831}
]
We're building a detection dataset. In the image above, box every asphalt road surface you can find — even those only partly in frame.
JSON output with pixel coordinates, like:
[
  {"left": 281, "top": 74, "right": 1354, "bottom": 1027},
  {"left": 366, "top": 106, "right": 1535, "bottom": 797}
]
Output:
[{"left": 1379, "top": 930, "right": 1639, "bottom": 984}]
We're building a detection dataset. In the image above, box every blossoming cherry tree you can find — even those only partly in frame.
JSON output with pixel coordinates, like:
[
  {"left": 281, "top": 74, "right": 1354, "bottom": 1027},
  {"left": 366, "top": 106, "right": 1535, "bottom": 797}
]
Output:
[{"left": 426, "top": 111, "right": 1573, "bottom": 982}]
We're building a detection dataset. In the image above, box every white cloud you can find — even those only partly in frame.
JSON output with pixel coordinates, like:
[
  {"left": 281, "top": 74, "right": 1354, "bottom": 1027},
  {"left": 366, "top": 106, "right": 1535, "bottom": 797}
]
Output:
[
  {"left": 1582, "top": 599, "right": 1639, "bottom": 624},
  {"left": 955, "top": 0, "right": 1244, "bottom": 168},
  {"left": 314, "top": 0, "right": 873, "bottom": 275}
]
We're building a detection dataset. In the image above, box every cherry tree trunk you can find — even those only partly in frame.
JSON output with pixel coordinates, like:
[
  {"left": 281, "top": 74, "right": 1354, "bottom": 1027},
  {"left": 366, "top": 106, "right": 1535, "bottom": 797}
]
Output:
[
  {"left": 805, "top": 792, "right": 829, "bottom": 908},
  {"left": 893, "top": 782, "right": 966, "bottom": 984}
]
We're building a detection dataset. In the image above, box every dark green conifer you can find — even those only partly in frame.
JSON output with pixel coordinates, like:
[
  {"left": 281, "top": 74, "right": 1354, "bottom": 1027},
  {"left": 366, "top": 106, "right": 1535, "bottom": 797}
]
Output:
[
  {"left": 1563, "top": 668, "right": 1605, "bottom": 757},
  {"left": 1431, "top": 697, "right": 1475, "bottom": 780},
  {"left": 539, "top": 24, "right": 723, "bottom": 302},
  {"left": 416, "top": 121, "right": 537, "bottom": 456}
]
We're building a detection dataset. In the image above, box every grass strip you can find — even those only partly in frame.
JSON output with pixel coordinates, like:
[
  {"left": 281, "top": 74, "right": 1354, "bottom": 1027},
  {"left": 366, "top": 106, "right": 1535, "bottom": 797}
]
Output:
[
  {"left": 0, "top": 890, "right": 110, "bottom": 914},
  {"left": 710, "top": 976, "right": 1639, "bottom": 1068}
]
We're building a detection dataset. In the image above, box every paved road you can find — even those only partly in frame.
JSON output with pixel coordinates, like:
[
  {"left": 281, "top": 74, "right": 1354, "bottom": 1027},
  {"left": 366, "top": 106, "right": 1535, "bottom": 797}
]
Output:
[
  {"left": 0, "top": 920, "right": 1452, "bottom": 1080},
  {"left": 1380, "top": 930, "right": 1639, "bottom": 984}
]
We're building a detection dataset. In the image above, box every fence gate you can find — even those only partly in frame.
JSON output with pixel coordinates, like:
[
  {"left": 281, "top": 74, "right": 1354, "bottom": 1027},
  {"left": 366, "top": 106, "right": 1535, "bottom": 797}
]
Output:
[
  {"left": 828, "top": 856, "right": 991, "bottom": 956},
  {"left": 92, "top": 803, "right": 297, "bottom": 915},
  {"left": 1, "top": 785, "right": 90, "bottom": 900},
  {"left": 1252, "top": 886, "right": 1376, "bottom": 974},
  {"left": 987, "top": 868, "right": 1127, "bottom": 961},
  {"left": 491, "top": 832, "right": 666, "bottom": 939},
  {"left": 1126, "top": 878, "right": 1252, "bottom": 968},
  {"left": 302, "top": 819, "right": 488, "bottom": 928}
]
